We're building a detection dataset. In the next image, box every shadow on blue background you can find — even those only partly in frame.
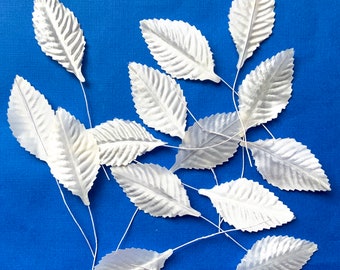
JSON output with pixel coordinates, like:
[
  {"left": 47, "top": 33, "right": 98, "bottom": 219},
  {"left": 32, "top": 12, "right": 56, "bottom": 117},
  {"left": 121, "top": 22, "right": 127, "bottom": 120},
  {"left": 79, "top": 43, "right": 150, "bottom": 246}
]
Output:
[{"left": 0, "top": 0, "right": 339, "bottom": 269}]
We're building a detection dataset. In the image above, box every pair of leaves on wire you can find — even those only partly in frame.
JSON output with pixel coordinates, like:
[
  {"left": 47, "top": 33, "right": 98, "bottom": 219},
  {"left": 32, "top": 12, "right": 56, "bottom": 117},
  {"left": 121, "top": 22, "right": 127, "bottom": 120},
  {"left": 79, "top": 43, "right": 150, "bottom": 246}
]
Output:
[
  {"left": 33, "top": 0, "right": 85, "bottom": 82},
  {"left": 7, "top": 76, "right": 165, "bottom": 205},
  {"left": 8, "top": 76, "right": 99, "bottom": 205},
  {"left": 94, "top": 236, "right": 317, "bottom": 270},
  {"left": 140, "top": 0, "right": 275, "bottom": 83}
]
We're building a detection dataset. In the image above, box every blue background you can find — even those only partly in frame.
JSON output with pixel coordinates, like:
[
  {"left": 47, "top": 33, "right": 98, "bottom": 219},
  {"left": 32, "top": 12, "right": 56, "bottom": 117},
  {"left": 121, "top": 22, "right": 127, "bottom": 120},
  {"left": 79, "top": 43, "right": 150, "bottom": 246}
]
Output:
[{"left": 0, "top": 0, "right": 339, "bottom": 269}]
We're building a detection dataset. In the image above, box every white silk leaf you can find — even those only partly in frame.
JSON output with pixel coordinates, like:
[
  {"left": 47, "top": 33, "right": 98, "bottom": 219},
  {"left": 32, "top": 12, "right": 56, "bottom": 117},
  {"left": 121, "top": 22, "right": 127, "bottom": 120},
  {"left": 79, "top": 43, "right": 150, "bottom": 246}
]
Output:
[
  {"left": 238, "top": 49, "right": 294, "bottom": 129},
  {"left": 95, "top": 248, "right": 173, "bottom": 270},
  {"left": 111, "top": 163, "right": 200, "bottom": 218},
  {"left": 7, "top": 75, "right": 55, "bottom": 162},
  {"left": 47, "top": 108, "right": 100, "bottom": 205},
  {"left": 199, "top": 178, "right": 294, "bottom": 232},
  {"left": 229, "top": 0, "right": 275, "bottom": 69},
  {"left": 129, "top": 62, "right": 187, "bottom": 138},
  {"left": 90, "top": 119, "right": 166, "bottom": 167},
  {"left": 237, "top": 235, "right": 318, "bottom": 270},
  {"left": 171, "top": 112, "right": 241, "bottom": 172},
  {"left": 246, "top": 138, "right": 331, "bottom": 191},
  {"left": 33, "top": 0, "right": 86, "bottom": 82},
  {"left": 140, "top": 19, "right": 220, "bottom": 83}
]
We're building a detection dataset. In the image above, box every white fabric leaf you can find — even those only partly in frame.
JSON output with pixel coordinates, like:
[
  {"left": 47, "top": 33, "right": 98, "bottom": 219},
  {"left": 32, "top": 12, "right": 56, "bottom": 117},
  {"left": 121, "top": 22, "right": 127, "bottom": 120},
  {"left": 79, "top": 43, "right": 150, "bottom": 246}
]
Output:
[
  {"left": 246, "top": 138, "right": 331, "bottom": 191},
  {"left": 199, "top": 178, "right": 294, "bottom": 232},
  {"left": 140, "top": 19, "right": 220, "bottom": 83},
  {"left": 90, "top": 119, "right": 166, "bottom": 167},
  {"left": 229, "top": 0, "right": 275, "bottom": 69},
  {"left": 111, "top": 163, "right": 200, "bottom": 218},
  {"left": 95, "top": 248, "right": 173, "bottom": 270},
  {"left": 129, "top": 62, "right": 187, "bottom": 138},
  {"left": 171, "top": 112, "right": 241, "bottom": 172},
  {"left": 7, "top": 75, "right": 55, "bottom": 161},
  {"left": 33, "top": 0, "right": 86, "bottom": 82},
  {"left": 47, "top": 108, "right": 100, "bottom": 205},
  {"left": 237, "top": 235, "right": 318, "bottom": 270},
  {"left": 238, "top": 49, "right": 294, "bottom": 129}
]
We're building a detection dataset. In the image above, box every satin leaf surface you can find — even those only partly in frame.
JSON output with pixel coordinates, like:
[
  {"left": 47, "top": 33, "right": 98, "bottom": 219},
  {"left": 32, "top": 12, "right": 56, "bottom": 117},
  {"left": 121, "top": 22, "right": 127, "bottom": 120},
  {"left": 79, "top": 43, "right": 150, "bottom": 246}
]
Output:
[
  {"left": 7, "top": 75, "right": 55, "bottom": 162},
  {"left": 238, "top": 49, "right": 294, "bottom": 129},
  {"left": 95, "top": 248, "right": 173, "bottom": 270},
  {"left": 171, "top": 112, "right": 241, "bottom": 171},
  {"left": 246, "top": 138, "right": 331, "bottom": 191},
  {"left": 33, "top": 0, "right": 86, "bottom": 82},
  {"left": 199, "top": 178, "right": 294, "bottom": 232},
  {"left": 237, "top": 235, "right": 318, "bottom": 270},
  {"left": 47, "top": 108, "right": 100, "bottom": 205},
  {"left": 111, "top": 163, "right": 200, "bottom": 218},
  {"left": 229, "top": 0, "right": 275, "bottom": 69},
  {"left": 90, "top": 119, "right": 166, "bottom": 167},
  {"left": 129, "top": 62, "right": 187, "bottom": 138},
  {"left": 140, "top": 19, "right": 220, "bottom": 83}
]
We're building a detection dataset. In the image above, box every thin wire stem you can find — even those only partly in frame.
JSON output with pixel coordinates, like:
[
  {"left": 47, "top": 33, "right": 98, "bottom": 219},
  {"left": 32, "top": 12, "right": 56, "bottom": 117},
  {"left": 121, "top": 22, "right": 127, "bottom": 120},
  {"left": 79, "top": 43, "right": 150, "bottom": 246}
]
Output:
[
  {"left": 172, "top": 227, "right": 239, "bottom": 252},
  {"left": 87, "top": 205, "right": 98, "bottom": 270},
  {"left": 262, "top": 124, "right": 276, "bottom": 139},
  {"left": 199, "top": 215, "right": 248, "bottom": 252},
  {"left": 79, "top": 81, "right": 93, "bottom": 129},
  {"left": 116, "top": 208, "right": 139, "bottom": 251},
  {"left": 54, "top": 179, "right": 95, "bottom": 257}
]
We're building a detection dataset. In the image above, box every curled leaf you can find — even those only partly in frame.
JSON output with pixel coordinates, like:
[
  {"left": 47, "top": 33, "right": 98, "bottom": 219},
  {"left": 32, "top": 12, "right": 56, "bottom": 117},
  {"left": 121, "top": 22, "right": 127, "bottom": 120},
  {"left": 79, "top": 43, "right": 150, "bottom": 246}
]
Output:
[
  {"left": 246, "top": 138, "right": 331, "bottom": 191},
  {"left": 140, "top": 19, "right": 220, "bottom": 83},
  {"left": 229, "top": 0, "right": 275, "bottom": 69},
  {"left": 199, "top": 178, "right": 294, "bottom": 232},
  {"left": 237, "top": 235, "right": 318, "bottom": 270},
  {"left": 129, "top": 62, "right": 187, "bottom": 138},
  {"left": 95, "top": 248, "right": 173, "bottom": 270},
  {"left": 90, "top": 119, "right": 166, "bottom": 167},
  {"left": 171, "top": 112, "right": 241, "bottom": 171},
  {"left": 7, "top": 75, "right": 55, "bottom": 161},
  {"left": 238, "top": 49, "right": 294, "bottom": 129},
  {"left": 33, "top": 0, "right": 86, "bottom": 82},
  {"left": 47, "top": 108, "right": 100, "bottom": 205},
  {"left": 111, "top": 163, "right": 200, "bottom": 218}
]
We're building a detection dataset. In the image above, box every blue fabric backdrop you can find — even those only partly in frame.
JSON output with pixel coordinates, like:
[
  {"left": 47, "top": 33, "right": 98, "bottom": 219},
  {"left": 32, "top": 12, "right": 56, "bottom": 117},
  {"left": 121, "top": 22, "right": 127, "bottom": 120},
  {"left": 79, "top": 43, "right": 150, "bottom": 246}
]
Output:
[{"left": 0, "top": 0, "right": 339, "bottom": 269}]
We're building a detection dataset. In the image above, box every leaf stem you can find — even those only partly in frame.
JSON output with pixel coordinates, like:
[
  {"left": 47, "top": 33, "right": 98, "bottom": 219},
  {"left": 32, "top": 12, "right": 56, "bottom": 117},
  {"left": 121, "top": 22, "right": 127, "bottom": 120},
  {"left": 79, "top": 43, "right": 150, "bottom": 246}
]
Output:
[
  {"left": 172, "top": 227, "right": 239, "bottom": 252},
  {"left": 79, "top": 81, "right": 93, "bottom": 129},
  {"left": 87, "top": 205, "right": 98, "bottom": 270},
  {"left": 54, "top": 179, "right": 95, "bottom": 257},
  {"left": 199, "top": 215, "right": 248, "bottom": 252},
  {"left": 116, "top": 208, "right": 139, "bottom": 251}
]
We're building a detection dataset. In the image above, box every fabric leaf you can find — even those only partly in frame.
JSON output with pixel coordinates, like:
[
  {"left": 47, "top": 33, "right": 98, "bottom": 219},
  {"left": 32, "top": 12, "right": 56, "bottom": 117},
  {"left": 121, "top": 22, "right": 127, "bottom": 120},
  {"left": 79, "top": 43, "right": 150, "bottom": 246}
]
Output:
[
  {"left": 90, "top": 119, "right": 166, "bottom": 167},
  {"left": 237, "top": 235, "right": 318, "bottom": 270},
  {"left": 7, "top": 75, "right": 55, "bottom": 162},
  {"left": 238, "top": 49, "right": 294, "bottom": 129},
  {"left": 129, "top": 62, "right": 187, "bottom": 138},
  {"left": 47, "top": 108, "right": 100, "bottom": 205},
  {"left": 95, "top": 248, "right": 173, "bottom": 270},
  {"left": 140, "top": 19, "right": 220, "bottom": 83},
  {"left": 33, "top": 0, "right": 86, "bottom": 82},
  {"left": 246, "top": 138, "right": 331, "bottom": 191},
  {"left": 111, "top": 163, "right": 200, "bottom": 218},
  {"left": 199, "top": 178, "right": 294, "bottom": 232},
  {"left": 229, "top": 0, "right": 275, "bottom": 69},
  {"left": 171, "top": 112, "right": 241, "bottom": 172}
]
